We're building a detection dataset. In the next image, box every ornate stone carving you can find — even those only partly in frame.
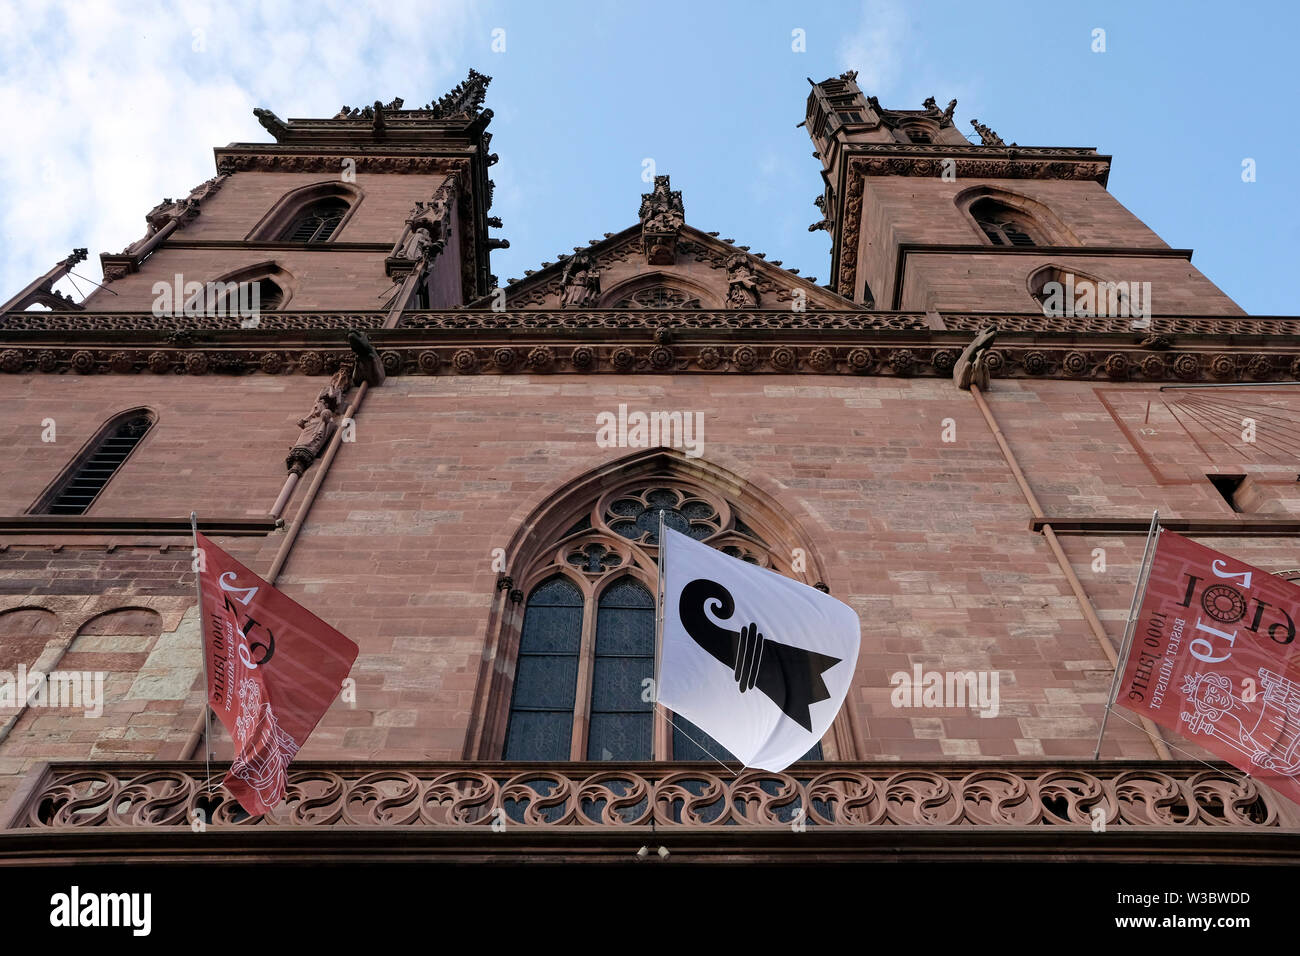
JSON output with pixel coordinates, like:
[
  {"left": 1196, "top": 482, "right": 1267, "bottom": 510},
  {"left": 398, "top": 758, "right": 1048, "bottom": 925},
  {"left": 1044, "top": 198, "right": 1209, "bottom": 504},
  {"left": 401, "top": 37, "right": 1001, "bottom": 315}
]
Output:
[
  {"left": 559, "top": 252, "right": 601, "bottom": 308},
  {"left": 216, "top": 153, "right": 468, "bottom": 175},
  {"left": 9, "top": 761, "right": 1279, "bottom": 833},
  {"left": 725, "top": 254, "right": 761, "bottom": 309},
  {"left": 639, "top": 175, "right": 684, "bottom": 265},
  {"left": 390, "top": 174, "right": 458, "bottom": 274},
  {"left": 970, "top": 119, "right": 1006, "bottom": 147},
  {"left": 348, "top": 329, "right": 385, "bottom": 387},
  {"left": 127, "top": 169, "right": 231, "bottom": 255},
  {"left": 423, "top": 68, "right": 492, "bottom": 118},
  {"left": 922, "top": 96, "right": 957, "bottom": 126},
  {"left": 953, "top": 328, "right": 996, "bottom": 390},
  {"left": 286, "top": 369, "right": 347, "bottom": 476}
]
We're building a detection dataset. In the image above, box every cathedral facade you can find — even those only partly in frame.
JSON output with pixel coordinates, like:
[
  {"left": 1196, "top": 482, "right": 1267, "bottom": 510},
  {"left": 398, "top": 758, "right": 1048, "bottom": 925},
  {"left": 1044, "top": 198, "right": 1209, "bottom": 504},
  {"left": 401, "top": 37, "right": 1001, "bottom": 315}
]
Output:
[{"left": 1, "top": 69, "right": 1298, "bottom": 864}]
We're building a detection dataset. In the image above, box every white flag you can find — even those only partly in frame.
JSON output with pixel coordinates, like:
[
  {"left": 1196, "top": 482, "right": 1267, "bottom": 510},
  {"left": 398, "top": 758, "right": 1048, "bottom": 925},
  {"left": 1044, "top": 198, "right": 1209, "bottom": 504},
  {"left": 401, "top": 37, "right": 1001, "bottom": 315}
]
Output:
[{"left": 657, "top": 527, "right": 860, "bottom": 772}]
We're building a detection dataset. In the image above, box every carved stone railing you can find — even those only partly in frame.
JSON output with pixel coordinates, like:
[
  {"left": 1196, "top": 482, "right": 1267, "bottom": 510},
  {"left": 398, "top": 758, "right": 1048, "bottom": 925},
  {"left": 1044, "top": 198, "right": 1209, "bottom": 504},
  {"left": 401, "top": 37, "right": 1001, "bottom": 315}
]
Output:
[
  {"left": 4, "top": 760, "right": 1291, "bottom": 831},
  {"left": 0, "top": 311, "right": 386, "bottom": 332}
]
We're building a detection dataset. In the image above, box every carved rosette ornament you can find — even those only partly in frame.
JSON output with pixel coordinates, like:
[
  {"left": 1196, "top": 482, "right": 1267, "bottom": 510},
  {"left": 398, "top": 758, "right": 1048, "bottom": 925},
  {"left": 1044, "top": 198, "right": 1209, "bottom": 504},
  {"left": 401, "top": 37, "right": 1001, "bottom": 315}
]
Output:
[
  {"left": 847, "top": 348, "right": 872, "bottom": 372},
  {"left": 527, "top": 346, "right": 555, "bottom": 371},
  {"left": 771, "top": 346, "right": 796, "bottom": 371},
  {"left": 697, "top": 347, "right": 721, "bottom": 370},
  {"left": 452, "top": 349, "right": 478, "bottom": 373},
  {"left": 1022, "top": 350, "right": 1047, "bottom": 375},
  {"left": 732, "top": 346, "right": 759, "bottom": 372},
  {"left": 418, "top": 351, "right": 441, "bottom": 373},
  {"left": 1211, "top": 354, "right": 1236, "bottom": 379},
  {"left": 1104, "top": 352, "right": 1129, "bottom": 380},
  {"left": 1141, "top": 355, "right": 1166, "bottom": 378},
  {"left": 611, "top": 348, "right": 635, "bottom": 371},
  {"left": 1062, "top": 351, "right": 1088, "bottom": 377},
  {"left": 808, "top": 348, "right": 833, "bottom": 372},
  {"left": 638, "top": 175, "right": 684, "bottom": 265},
  {"left": 0, "top": 350, "right": 22, "bottom": 373},
  {"left": 1173, "top": 353, "right": 1200, "bottom": 380},
  {"left": 570, "top": 347, "right": 594, "bottom": 370},
  {"left": 493, "top": 347, "right": 516, "bottom": 371},
  {"left": 888, "top": 349, "right": 916, "bottom": 375}
]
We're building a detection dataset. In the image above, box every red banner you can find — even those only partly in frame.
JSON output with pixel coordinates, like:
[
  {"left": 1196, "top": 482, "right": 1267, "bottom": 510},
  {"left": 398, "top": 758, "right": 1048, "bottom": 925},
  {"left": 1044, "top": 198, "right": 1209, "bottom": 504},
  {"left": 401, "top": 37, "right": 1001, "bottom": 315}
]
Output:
[
  {"left": 1119, "top": 530, "right": 1300, "bottom": 805},
  {"left": 195, "top": 532, "right": 358, "bottom": 816}
]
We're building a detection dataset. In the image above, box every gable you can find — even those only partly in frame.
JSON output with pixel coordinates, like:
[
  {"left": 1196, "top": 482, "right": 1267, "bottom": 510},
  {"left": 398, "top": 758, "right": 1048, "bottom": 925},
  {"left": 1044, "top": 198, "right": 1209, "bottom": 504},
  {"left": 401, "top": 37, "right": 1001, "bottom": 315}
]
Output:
[{"left": 477, "top": 225, "right": 857, "bottom": 312}]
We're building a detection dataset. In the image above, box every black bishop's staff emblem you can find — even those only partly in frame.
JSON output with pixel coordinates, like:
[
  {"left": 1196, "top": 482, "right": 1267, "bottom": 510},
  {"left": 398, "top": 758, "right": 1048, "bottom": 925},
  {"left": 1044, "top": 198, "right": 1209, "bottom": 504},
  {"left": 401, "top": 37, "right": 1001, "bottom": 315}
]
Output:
[{"left": 678, "top": 578, "right": 841, "bottom": 731}]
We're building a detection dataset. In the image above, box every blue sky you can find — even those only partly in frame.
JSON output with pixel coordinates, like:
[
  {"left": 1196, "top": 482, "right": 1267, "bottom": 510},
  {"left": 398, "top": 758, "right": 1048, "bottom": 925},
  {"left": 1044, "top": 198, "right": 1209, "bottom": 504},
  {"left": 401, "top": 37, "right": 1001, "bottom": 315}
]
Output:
[{"left": 2, "top": 0, "right": 1296, "bottom": 314}]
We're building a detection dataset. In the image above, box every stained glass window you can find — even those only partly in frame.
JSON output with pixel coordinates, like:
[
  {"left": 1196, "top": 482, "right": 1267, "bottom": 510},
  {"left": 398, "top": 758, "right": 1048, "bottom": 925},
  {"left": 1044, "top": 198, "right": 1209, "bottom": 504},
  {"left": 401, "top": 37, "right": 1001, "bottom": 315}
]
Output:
[
  {"left": 503, "top": 576, "right": 583, "bottom": 760},
  {"left": 586, "top": 578, "right": 654, "bottom": 760}
]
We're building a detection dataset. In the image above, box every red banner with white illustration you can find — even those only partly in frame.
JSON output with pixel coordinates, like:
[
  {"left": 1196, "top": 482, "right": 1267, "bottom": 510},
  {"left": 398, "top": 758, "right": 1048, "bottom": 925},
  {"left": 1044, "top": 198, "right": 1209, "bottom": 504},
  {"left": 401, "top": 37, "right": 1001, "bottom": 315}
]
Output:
[
  {"left": 195, "top": 532, "right": 359, "bottom": 816},
  {"left": 1118, "top": 530, "right": 1300, "bottom": 806}
]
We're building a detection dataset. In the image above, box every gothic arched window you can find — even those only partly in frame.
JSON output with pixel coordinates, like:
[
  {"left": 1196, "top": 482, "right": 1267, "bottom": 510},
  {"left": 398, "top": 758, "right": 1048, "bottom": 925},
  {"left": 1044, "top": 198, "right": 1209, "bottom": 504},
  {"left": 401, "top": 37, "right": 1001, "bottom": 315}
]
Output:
[
  {"left": 970, "top": 197, "right": 1037, "bottom": 246},
  {"left": 493, "top": 471, "right": 833, "bottom": 762},
  {"left": 281, "top": 198, "right": 349, "bottom": 242},
  {"left": 503, "top": 576, "right": 583, "bottom": 760},
  {"left": 247, "top": 182, "right": 360, "bottom": 243},
  {"left": 32, "top": 409, "right": 155, "bottom": 515}
]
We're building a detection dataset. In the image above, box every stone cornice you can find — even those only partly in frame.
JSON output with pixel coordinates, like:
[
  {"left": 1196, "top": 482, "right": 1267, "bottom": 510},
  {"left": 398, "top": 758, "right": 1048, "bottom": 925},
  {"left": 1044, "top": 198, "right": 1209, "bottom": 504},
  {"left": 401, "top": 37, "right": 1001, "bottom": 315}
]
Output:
[
  {"left": 0, "top": 324, "right": 1296, "bottom": 385},
  {"left": 844, "top": 143, "right": 1111, "bottom": 183},
  {"left": 160, "top": 240, "right": 395, "bottom": 252},
  {"left": 212, "top": 149, "right": 473, "bottom": 175}
]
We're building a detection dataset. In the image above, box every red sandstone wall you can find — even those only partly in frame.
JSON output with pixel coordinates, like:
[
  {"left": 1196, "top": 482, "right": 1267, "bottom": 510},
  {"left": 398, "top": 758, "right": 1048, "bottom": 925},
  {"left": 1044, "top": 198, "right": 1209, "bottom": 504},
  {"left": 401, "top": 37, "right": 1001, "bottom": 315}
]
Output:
[
  {"left": 855, "top": 177, "right": 1243, "bottom": 314},
  {"left": 2, "top": 372, "right": 1296, "bottom": 804},
  {"left": 82, "top": 171, "right": 451, "bottom": 311}
]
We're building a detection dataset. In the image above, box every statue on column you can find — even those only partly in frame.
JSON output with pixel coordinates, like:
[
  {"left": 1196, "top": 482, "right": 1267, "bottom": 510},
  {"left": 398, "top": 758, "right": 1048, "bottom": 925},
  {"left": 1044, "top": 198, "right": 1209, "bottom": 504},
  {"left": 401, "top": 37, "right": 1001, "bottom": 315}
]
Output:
[{"left": 285, "top": 369, "right": 348, "bottom": 476}]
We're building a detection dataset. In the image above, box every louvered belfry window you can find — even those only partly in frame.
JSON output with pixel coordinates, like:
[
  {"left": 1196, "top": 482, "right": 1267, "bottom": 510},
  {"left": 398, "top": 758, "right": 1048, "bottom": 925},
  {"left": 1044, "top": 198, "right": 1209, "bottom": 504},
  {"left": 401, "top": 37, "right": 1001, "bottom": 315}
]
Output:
[
  {"left": 971, "top": 198, "right": 1037, "bottom": 246},
  {"left": 42, "top": 413, "right": 153, "bottom": 515},
  {"left": 281, "top": 199, "right": 348, "bottom": 242}
]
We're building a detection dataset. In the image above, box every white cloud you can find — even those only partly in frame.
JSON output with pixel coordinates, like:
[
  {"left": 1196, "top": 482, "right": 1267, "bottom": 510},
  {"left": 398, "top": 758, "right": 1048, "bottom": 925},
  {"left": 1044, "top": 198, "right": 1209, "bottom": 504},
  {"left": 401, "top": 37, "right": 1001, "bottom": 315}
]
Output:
[
  {"left": 836, "top": 1, "right": 909, "bottom": 97},
  {"left": 0, "top": 0, "right": 482, "bottom": 304}
]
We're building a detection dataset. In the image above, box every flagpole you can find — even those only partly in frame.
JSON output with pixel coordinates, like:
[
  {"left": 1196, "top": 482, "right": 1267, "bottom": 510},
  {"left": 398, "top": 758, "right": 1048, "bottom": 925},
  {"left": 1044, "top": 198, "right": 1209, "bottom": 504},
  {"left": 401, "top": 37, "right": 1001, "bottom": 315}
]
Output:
[
  {"left": 190, "top": 512, "right": 214, "bottom": 793},
  {"left": 654, "top": 510, "right": 665, "bottom": 720},
  {"left": 1093, "top": 509, "right": 1159, "bottom": 759}
]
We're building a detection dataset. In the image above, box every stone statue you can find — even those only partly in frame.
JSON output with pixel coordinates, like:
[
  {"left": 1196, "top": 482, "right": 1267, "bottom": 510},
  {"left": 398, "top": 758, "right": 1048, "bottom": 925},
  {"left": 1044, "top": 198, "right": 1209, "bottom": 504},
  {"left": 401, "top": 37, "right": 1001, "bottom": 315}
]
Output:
[
  {"left": 639, "top": 175, "right": 685, "bottom": 265},
  {"left": 923, "top": 96, "right": 957, "bottom": 126},
  {"left": 286, "top": 370, "right": 347, "bottom": 475},
  {"left": 725, "top": 254, "right": 761, "bottom": 309},
  {"left": 560, "top": 252, "right": 601, "bottom": 308}
]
